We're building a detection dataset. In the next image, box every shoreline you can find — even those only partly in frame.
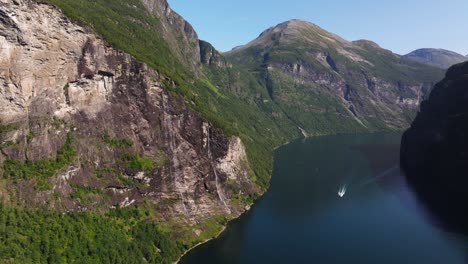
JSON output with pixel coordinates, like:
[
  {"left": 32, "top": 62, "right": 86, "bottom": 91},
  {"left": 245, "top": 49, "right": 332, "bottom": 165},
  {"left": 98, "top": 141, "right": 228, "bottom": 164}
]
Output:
[
  {"left": 176, "top": 133, "right": 323, "bottom": 262},
  {"left": 175, "top": 225, "right": 228, "bottom": 264},
  {"left": 175, "top": 203, "right": 255, "bottom": 264},
  {"left": 176, "top": 137, "right": 296, "bottom": 263},
  {"left": 176, "top": 132, "right": 397, "bottom": 262}
]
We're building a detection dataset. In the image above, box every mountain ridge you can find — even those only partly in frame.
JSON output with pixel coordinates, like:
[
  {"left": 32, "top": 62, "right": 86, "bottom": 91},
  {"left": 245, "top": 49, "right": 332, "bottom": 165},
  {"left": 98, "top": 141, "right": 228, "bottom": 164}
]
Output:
[
  {"left": 223, "top": 19, "right": 444, "bottom": 133},
  {"left": 226, "top": 19, "right": 395, "bottom": 55},
  {"left": 404, "top": 48, "right": 468, "bottom": 69},
  {"left": 0, "top": 3, "right": 449, "bottom": 263}
]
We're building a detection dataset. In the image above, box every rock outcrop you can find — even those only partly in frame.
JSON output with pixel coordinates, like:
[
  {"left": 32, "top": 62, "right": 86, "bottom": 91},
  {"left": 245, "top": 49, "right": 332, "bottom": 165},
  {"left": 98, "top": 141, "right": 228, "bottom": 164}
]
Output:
[
  {"left": 401, "top": 61, "right": 468, "bottom": 233},
  {"left": 140, "top": 0, "right": 202, "bottom": 74},
  {"left": 199, "top": 40, "right": 230, "bottom": 68},
  {"left": 0, "top": 0, "right": 256, "bottom": 223}
]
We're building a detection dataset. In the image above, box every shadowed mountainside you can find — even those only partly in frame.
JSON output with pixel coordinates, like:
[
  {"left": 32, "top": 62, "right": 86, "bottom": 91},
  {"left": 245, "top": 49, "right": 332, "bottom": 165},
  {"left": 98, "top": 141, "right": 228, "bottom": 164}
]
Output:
[{"left": 401, "top": 61, "right": 468, "bottom": 234}]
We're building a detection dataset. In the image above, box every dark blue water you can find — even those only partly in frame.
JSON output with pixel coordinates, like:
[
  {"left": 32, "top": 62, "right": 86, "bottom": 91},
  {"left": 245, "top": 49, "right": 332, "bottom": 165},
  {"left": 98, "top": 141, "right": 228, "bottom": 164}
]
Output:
[{"left": 180, "top": 133, "right": 468, "bottom": 264}]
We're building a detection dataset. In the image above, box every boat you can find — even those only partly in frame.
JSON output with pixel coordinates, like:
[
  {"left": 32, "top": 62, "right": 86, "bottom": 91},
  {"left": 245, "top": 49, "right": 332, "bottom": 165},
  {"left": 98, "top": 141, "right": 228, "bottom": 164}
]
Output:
[{"left": 338, "top": 185, "right": 346, "bottom": 198}]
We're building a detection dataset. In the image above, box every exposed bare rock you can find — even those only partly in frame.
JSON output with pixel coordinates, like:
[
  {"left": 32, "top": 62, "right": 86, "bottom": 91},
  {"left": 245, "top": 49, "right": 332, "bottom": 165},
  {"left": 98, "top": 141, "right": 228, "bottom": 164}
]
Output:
[
  {"left": 199, "top": 40, "right": 231, "bottom": 68},
  {"left": 140, "top": 0, "right": 202, "bottom": 75},
  {"left": 0, "top": 0, "right": 257, "bottom": 224}
]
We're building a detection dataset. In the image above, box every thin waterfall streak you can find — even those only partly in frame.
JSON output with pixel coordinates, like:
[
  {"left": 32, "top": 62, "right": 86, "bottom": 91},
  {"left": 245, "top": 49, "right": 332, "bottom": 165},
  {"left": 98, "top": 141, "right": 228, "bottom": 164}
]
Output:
[
  {"left": 162, "top": 94, "right": 189, "bottom": 216},
  {"left": 207, "top": 127, "right": 230, "bottom": 212}
]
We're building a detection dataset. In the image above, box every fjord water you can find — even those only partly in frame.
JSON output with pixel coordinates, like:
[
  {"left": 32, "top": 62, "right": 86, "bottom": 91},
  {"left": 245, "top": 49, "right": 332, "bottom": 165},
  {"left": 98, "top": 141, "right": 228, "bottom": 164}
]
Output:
[{"left": 181, "top": 133, "right": 467, "bottom": 264}]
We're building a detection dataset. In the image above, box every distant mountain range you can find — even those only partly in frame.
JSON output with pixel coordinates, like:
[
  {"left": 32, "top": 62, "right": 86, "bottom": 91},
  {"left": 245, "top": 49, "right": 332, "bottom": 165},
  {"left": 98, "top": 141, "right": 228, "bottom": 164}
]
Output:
[
  {"left": 222, "top": 19, "right": 444, "bottom": 131},
  {"left": 404, "top": 48, "right": 468, "bottom": 69}
]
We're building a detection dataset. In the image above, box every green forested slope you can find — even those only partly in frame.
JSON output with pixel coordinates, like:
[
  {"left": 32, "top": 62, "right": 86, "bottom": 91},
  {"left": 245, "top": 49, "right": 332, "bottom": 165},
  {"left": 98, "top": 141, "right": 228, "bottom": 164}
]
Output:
[{"left": 1, "top": 1, "right": 444, "bottom": 263}]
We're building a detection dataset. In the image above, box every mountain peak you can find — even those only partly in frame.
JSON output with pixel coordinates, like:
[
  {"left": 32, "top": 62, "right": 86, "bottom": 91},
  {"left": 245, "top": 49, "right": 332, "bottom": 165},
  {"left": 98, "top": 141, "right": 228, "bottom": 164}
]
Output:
[
  {"left": 259, "top": 19, "right": 328, "bottom": 37},
  {"left": 351, "top": 39, "right": 382, "bottom": 49},
  {"left": 409, "top": 48, "right": 464, "bottom": 57},
  {"left": 280, "top": 19, "right": 321, "bottom": 29},
  {"left": 230, "top": 19, "right": 348, "bottom": 53},
  {"left": 404, "top": 48, "right": 468, "bottom": 69}
]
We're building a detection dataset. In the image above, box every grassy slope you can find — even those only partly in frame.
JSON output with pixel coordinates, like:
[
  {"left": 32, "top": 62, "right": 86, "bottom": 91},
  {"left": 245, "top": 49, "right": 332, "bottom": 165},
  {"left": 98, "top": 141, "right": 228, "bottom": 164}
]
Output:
[{"left": 349, "top": 42, "right": 444, "bottom": 84}]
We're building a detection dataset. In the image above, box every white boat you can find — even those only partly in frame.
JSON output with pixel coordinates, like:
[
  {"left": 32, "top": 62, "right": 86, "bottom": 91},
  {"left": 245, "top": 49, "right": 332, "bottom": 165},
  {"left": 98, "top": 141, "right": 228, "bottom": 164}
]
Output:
[{"left": 338, "top": 185, "right": 346, "bottom": 198}]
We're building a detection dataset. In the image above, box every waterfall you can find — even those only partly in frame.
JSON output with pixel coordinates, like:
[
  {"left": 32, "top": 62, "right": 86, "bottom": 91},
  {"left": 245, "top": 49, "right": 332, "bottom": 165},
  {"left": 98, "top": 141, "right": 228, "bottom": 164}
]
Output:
[
  {"left": 161, "top": 93, "right": 190, "bottom": 217},
  {"left": 206, "top": 126, "right": 230, "bottom": 213}
]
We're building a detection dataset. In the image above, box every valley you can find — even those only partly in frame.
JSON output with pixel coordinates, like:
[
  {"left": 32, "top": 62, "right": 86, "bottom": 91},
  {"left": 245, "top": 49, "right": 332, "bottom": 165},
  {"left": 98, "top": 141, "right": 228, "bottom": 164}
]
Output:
[{"left": 0, "top": 0, "right": 463, "bottom": 263}]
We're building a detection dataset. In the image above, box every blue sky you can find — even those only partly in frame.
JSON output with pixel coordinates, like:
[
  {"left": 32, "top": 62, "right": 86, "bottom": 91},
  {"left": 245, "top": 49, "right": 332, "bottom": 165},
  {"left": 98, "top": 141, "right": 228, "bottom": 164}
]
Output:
[{"left": 168, "top": 0, "right": 468, "bottom": 55}]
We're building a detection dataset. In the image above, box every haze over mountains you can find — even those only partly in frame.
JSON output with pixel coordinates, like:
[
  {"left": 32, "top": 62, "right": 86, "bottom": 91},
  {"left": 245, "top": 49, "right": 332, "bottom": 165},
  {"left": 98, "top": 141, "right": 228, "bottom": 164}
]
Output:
[{"left": 404, "top": 48, "right": 468, "bottom": 69}]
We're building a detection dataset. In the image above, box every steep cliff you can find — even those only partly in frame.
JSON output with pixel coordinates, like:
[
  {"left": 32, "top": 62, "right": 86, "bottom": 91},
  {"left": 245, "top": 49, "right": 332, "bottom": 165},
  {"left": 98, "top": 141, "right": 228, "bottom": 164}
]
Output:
[
  {"left": 0, "top": 0, "right": 451, "bottom": 262},
  {"left": 401, "top": 61, "right": 468, "bottom": 234},
  {"left": 225, "top": 20, "right": 445, "bottom": 133},
  {"left": 139, "top": 0, "right": 202, "bottom": 75},
  {"left": 199, "top": 40, "right": 230, "bottom": 68},
  {"left": 0, "top": 0, "right": 258, "bottom": 261}
]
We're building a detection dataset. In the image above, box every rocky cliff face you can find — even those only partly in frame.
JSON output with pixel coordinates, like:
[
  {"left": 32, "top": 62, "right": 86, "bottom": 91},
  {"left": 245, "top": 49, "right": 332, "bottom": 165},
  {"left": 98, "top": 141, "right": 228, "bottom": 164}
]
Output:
[
  {"left": 140, "top": 0, "right": 202, "bottom": 75},
  {"left": 225, "top": 20, "right": 444, "bottom": 132},
  {"left": 404, "top": 48, "right": 468, "bottom": 69},
  {"left": 199, "top": 40, "right": 230, "bottom": 68},
  {"left": 401, "top": 62, "right": 468, "bottom": 234},
  {"left": 0, "top": 0, "right": 256, "bottom": 224}
]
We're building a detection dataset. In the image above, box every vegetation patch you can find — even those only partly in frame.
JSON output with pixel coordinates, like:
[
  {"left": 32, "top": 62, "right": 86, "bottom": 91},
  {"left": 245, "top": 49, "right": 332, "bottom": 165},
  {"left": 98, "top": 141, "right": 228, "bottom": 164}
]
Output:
[
  {"left": 69, "top": 184, "right": 104, "bottom": 200},
  {"left": 0, "top": 122, "right": 19, "bottom": 136},
  {"left": 2, "top": 133, "right": 76, "bottom": 181},
  {"left": 120, "top": 154, "right": 154, "bottom": 172},
  {"left": 102, "top": 133, "right": 133, "bottom": 148},
  {"left": 0, "top": 205, "right": 188, "bottom": 263},
  {"left": 166, "top": 214, "right": 229, "bottom": 247},
  {"left": 94, "top": 166, "right": 118, "bottom": 179},
  {"left": 155, "top": 150, "right": 168, "bottom": 168},
  {"left": 231, "top": 193, "right": 257, "bottom": 207},
  {"left": 34, "top": 178, "right": 52, "bottom": 192},
  {"left": 117, "top": 174, "right": 141, "bottom": 188},
  {"left": 0, "top": 140, "right": 19, "bottom": 149}
]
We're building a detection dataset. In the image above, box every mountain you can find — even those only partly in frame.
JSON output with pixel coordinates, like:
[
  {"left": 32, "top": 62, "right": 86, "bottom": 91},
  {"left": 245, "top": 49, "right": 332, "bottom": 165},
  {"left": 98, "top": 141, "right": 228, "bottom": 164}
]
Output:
[
  {"left": 401, "top": 61, "right": 468, "bottom": 234},
  {"left": 0, "top": 0, "right": 273, "bottom": 262},
  {"left": 404, "top": 48, "right": 468, "bottom": 69},
  {"left": 224, "top": 20, "right": 444, "bottom": 132},
  {"left": 0, "top": 1, "right": 448, "bottom": 263}
]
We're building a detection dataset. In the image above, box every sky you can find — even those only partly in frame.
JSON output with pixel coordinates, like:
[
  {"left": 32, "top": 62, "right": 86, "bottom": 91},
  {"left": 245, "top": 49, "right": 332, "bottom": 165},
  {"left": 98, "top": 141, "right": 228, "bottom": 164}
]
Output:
[{"left": 168, "top": 0, "right": 468, "bottom": 55}]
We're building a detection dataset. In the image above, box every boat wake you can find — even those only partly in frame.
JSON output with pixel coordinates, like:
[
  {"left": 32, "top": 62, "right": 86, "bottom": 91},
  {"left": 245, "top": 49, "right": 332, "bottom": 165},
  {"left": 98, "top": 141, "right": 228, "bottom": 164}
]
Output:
[
  {"left": 337, "top": 165, "right": 399, "bottom": 198},
  {"left": 338, "top": 185, "right": 347, "bottom": 198},
  {"left": 358, "top": 165, "right": 399, "bottom": 187}
]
